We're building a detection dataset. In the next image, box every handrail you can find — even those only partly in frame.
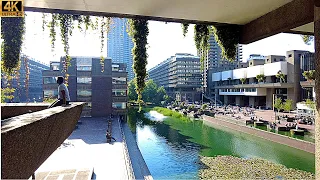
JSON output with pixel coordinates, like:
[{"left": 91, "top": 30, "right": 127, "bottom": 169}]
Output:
[{"left": 118, "top": 118, "right": 135, "bottom": 180}]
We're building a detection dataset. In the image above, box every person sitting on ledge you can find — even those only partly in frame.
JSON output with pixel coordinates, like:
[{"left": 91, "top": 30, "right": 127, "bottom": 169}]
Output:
[{"left": 48, "top": 76, "right": 70, "bottom": 108}]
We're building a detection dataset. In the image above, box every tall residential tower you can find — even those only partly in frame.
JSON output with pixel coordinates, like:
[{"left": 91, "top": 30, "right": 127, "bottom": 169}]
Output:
[{"left": 107, "top": 18, "right": 134, "bottom": 81}]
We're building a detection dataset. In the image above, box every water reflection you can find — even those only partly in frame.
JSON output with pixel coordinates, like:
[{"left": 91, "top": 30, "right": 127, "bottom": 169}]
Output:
[{"left": 127, "top": 108, "right": 315, "bottom": 179}]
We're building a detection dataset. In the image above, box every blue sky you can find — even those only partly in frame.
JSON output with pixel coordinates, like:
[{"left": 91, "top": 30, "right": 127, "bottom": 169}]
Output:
[{"left": 20, "top": 12, "right": 314, "bottom": 69}]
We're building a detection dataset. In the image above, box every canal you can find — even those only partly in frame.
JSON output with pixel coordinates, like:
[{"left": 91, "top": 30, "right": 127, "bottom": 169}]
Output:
[{"left": 127, "top": 108, "right": 315, "bottom": 179}]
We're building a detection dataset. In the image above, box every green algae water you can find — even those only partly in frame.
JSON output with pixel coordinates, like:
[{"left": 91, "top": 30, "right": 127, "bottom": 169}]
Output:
[{"left": 127, "top": 108, "right": 315, "bottom": 179}]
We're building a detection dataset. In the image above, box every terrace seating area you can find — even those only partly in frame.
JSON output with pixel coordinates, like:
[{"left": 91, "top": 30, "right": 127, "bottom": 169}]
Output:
[{"left": 166, "top": 102, "right": 315, "bottom": 138}]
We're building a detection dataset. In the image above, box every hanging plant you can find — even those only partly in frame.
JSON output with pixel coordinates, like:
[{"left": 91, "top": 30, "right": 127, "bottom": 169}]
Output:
[
  {"left": 194, "top": 24, "right": 209, "bottom": 70},
  {"left": 84, "top": 15, "right": 91, "bottom": 31},
  {"left": 128, "top": 19, "right": 149, "bottom": 111},
  {"left": 301, "top": 35, "right": 314, "bottom": 45},
  {"left": 99, "top": 17, "right": 112, "bottom": 72},
  {"left": 58, "top": 14, "right": 73, "bottom": 69},
  {"left": 212, "top": 25, "right": 240, "bottom": 61},
  {"left": 1, "top": 17, "right": 25, "bottom": 74},
  {"left": 77, "top": 15, "right": 84, "bottom": 32},
  {"left": 48, "top": 14, "right": 58, "bottom": 52},
  {"left": 42, "top": 13, "right": 47, "bottom": 32},
  {"left": 181, "top": 23, "right": 189, "bottom": 37},
  {"left": 23, "top": 56, "right": 30, "bottom": 101}
]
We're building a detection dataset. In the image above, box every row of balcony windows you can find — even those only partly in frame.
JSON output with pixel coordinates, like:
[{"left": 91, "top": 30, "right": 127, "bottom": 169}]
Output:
[{"left": 220, "top": 88, "right": 257, "bottom": 92}]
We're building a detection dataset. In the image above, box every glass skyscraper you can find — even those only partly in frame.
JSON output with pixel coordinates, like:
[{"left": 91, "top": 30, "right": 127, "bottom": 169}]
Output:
[{"left": 107, "top": 18, "right": 134, "bottom": 81}]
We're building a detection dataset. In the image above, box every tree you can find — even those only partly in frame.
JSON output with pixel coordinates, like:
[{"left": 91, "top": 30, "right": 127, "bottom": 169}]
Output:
[
  {"left": 256, "top": 74, "right": 266, "bottom": 83},
  {"left": 156, "top": 86, "right": 167, "bottom": 105},
  {"left": 283, "top": 99, "right": 293, "bottom": 113},
  {"left": 302, "top": 70, "right": 315, "bottom": 81},
  {"left": 1, "top": 88, "right": 15, "bottom": 103},
  {"left": 128, "top": 80, "right": 138, "bottom": 101},
  {"left": 276, "top": 71, "right": 286, "bottom": 83},
  {"left": 240, "top": 78, "right": 246, "bottom": 84},
  {"left": 201, "top": 104, "right": 208, "bottom": 110},
  {"left": 306, "top": 99, "right": 316, "bottom": 110},
  {"left": 142, "top": 79, "right": 158, "bottom": 103},
  {"left": 274, "top": 97, "right": 283, "bottom": 113}
]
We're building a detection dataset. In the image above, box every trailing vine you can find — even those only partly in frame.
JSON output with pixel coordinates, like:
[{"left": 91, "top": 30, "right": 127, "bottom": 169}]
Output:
[
  {"left": 1, "top": 17, "right": 25, "bottom": 74},
  {"left": 42, "top": 13, "right": 47, "bottom": 32},
  {"left": 23, "top": 56, "right": 30, "bottom": 101},
  {"left": 48, "top": 14, "right": 58, "bottom": 53},
  {"left": 301, "top": 35, "right": 314, "bottom": 45},
  {"left": 194, "top": 24, "right": 209, "bottom": 70},
  {"left": 182, "top": 23, "right": 189, "bottom": 37},
  {"left": 128, "top": 19, "right": 149, "bottom": 111},
  {"left": 212, "top": 25, "right": 240, "bottom": 61},
  {"left": 99, "top": 17, "right": 112, "bottom": 72}
]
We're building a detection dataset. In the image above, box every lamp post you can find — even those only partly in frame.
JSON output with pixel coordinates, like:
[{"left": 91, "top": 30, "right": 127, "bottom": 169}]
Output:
[{"left": 273, "top": 94, "right": 277, "bottom": 123}]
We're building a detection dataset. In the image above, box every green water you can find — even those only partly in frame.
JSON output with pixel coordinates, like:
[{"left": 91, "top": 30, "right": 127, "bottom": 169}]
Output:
[{"left": 127, "top": 108, "right": 315, "bottom": 179}]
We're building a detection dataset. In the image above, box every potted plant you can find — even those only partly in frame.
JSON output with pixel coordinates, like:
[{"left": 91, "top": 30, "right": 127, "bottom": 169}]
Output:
[
  {"left": 240, "top": 78, "right": 246, "bottom": 84},
  {"left": 256, "top": 74, "right": 266, "bottom": 83},
  {"left": 303, "top": 70, "right": 315, "bottom": 81},
  {"left": 276, "top": 70, "right": 286, "bottom": 83}
]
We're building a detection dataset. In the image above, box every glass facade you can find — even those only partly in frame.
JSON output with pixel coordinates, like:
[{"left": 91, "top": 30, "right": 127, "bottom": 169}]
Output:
[
  {"left": 77, "top": 77, "right": 92, "bottom": 84},
  {"left": 112, "top": 77, "right": 126, "bottom": 84},
  {"left": 43, "top": 77, "right": 57, "bottom": 84},
  {"left": 112, "top": 102, "right": 126, "bottom": 109},
  {"left": 112, "top": 89, "right": 127, "bottom": 96},
  {"left": 107, "top": 18, "right": 134, "bottom": 80},
  {"left": 43, "top": 90, "right": 58, "bottom": 98},
  {"left": 77, "top": 90, "right": 92, "bottom": 97}
]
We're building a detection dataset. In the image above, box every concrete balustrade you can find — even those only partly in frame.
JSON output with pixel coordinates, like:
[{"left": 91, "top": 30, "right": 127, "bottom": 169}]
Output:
[{"left": 1, "top": 102, "right": 85, "bottom": 179}]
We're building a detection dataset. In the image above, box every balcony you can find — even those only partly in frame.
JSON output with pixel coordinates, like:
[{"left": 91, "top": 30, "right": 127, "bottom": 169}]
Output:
[
  {"left": 112, "top": 84, "right": 128, "bottom": 89},
  {"left": 300, "top": 80, "right": 315, "bottom": 87},
  {"left": 1, "top": 102, "right": 85, "bottom": 179},
  {"left": 219, "top": 88, "right": 267, "bottom": 96},
  {"left": 112, "top": 96, "right": 128, "bottom": 102},
  {"left": 112, "top": 72, "right": 127, "bottom": 77},
  {"left": 216, "top": 82, "right": 294, "bottom": 89}
]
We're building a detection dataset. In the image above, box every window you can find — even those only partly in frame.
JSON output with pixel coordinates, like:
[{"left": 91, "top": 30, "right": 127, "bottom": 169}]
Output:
[
  {"left": 112, "top": 64, "right": 120, "bottom": 71},
  {"left": 288, "top": 54, "right": 292, "bottom": 58},
  {"left": 43, "top": 77, "right": 57, "bottom": 84},
  {"left": 280, "top": 59, "right": 284, "bottom": 61},
  {"left": 112, "top": 89, "right": 126, "bottom": 96},
  {"left": 274, "top": 58, "right": 277, "bottom": 62},
  {"left": 112, "top": 77, "right": 126, "bottom": 84},
  {"left": 43, "top": 90, "right": 58, "bottom": 98},
  {"left": 250, "top": 62, "right": 253, "bottom": 65},
  {"left": 77, "top": 77, "right": 92, "bottom": 84},
  {"left": 77, "top": 90, "right": 92, "bottom": 97},
  {"left": 77, "top": 66, "right": 92, "bottom": 71},
  {"left": 50, "top": 62, "right": 60, "bottom": 70},
  {"left": 112, "top": 102, "right": 126, "bottom": 109}
]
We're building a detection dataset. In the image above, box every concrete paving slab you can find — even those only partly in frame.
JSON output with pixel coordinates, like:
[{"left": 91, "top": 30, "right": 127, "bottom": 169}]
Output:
[{"left": 35, "top": 117, "right": 129, "bottom": 180}]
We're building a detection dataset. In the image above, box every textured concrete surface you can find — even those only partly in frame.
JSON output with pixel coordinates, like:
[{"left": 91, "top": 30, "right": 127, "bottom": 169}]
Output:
[
  {"left": 1, "top": 103, "right": 50, "bottom": 119},
  {"left": 1, "top": 102, "right": 84, "bottom": 179},
  {"left": 203, "top": 115, "right": 315, "bottom": 154},
  {"left": 36, "top": 117, "right": 129, "bottom": 180}
]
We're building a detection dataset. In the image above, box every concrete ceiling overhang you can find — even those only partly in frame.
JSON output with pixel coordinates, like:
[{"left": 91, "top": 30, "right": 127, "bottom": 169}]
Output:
[{"left": 24, "top": 0, "right": 315, "bottom": 44}]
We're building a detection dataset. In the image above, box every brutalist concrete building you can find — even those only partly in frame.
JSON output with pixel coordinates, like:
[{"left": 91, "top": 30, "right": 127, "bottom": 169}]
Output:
[
  {"left": 42, "top": 57, "right": 127, "bottom": 117},
  {"left": 148, "top": 53, "right": 202, "bottom": 102}
]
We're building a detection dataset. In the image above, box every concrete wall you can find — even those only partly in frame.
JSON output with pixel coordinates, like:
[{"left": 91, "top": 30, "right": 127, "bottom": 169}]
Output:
[
  {"left": 249, "top": 96, "right": 255, "bottom": 107},
  {"left": 266, "top": 88, "right": 275, "bottom": 109},
  {"left": 1, "top": 103, "right": 84, "bottom": 179}
]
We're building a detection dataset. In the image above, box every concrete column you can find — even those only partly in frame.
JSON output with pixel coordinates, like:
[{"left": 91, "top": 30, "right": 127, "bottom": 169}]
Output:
[
  {"left": 266, "top": 88, "right": 275, "bottom": 109},
  {"left": 249, "top": 97, "right": 255, "bottom": 107},
  {"left": 314, "top": 4, "right": 320, "bottom": 179},
  {"left": 224, "top": 95, "right": 229, "bottom": 105},
  {"left": 235, "top": 96, "right": 241, "bottom": 106}
]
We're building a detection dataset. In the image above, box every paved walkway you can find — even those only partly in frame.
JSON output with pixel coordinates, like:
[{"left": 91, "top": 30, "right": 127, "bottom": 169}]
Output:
[{"left": 35, "top": 117, "right": 128, "bottom": 180}]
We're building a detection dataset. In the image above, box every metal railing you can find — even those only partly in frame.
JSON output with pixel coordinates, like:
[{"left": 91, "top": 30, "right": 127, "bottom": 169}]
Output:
[{"left": 118, "top": 118, "right": 135, "bottom": 180}]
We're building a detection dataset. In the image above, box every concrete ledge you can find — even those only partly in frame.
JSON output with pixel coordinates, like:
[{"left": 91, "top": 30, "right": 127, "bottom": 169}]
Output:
[
  {"left": 203, "top": 115, "right": 315, "bottom": 154},
  {"left": 1, "top": 102, "right": 85, "bottom": 179},
  {"left": 1, "top": 103, "right": 51, "bottom": 119}
]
